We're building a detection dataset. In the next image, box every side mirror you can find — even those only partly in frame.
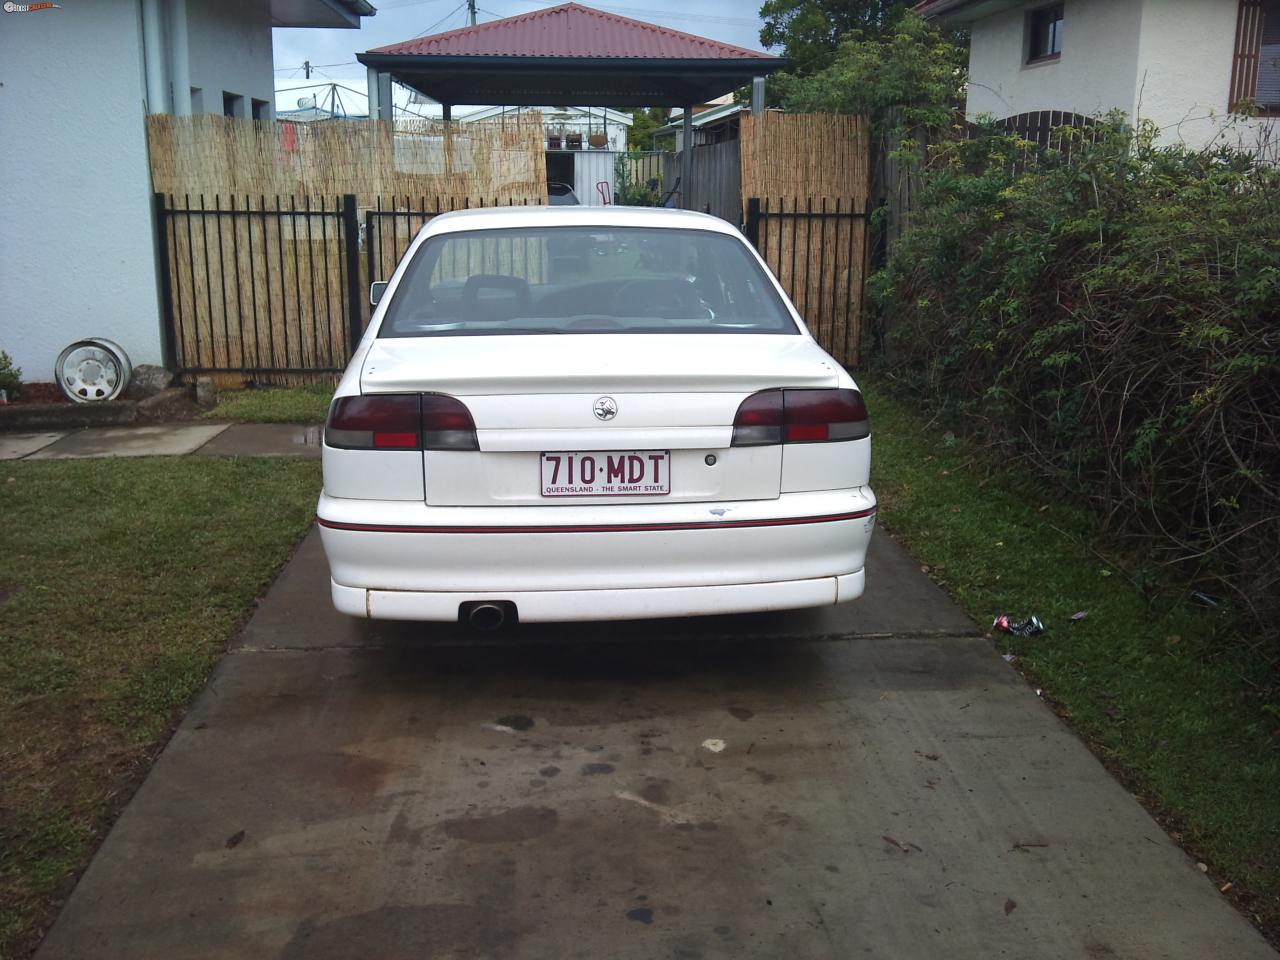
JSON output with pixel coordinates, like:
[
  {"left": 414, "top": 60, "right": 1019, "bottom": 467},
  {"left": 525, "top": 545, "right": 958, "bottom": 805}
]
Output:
[{"left": 369, "top": 281, "right": 388, "bottom": 306}]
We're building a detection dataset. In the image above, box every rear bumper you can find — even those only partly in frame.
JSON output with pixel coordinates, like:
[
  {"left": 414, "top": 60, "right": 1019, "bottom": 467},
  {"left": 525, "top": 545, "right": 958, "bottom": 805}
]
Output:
[
  {"left": 317, "top": 487, "right": 876, "bottom": 621},
  {"left": 331, "top": 571, "right": 865, "bottom": 622}
]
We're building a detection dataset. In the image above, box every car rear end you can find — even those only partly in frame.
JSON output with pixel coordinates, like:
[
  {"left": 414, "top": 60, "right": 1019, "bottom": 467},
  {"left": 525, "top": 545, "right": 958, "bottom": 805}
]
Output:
[{"left": 317, "top": 207, "right": 875, "bottom": 623}]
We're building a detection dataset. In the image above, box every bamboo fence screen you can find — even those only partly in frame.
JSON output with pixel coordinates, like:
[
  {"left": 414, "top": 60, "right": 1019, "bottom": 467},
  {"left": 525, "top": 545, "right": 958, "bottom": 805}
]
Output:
[
  {"left": 740, "top": 112, "right": 871, "bottom": 366},
  {"left": 146, "top": 112, "right": 874, "bottom": 377},
  {"left": 146, "top": 114, "right": 547, "bottom": 205},
  {"left": 147, "top": 115, "right": 548, "bottom": 381}
]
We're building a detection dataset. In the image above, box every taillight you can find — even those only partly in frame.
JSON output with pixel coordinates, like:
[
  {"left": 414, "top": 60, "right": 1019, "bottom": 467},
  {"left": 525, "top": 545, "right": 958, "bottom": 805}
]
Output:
[
  {"left": 325, "top": 394, "right": 477, "bottom": 451},
  {"left": 731, "top": 389, "right": 869, "bottom": 446},
  {"left": 420, "top": 393, "right": 478, "bottom": 450}
]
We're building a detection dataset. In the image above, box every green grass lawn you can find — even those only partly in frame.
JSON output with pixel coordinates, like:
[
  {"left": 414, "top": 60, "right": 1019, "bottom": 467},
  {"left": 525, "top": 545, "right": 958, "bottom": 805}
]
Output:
[
  {"left": 0, "top": 457, "right": 319, "bottom": 958},
  {"left": 858, "top": 373, "right": 1279, "bottom": 941},
  {"left": 205, "top": 384, "right": 333, "bottom": 424}
]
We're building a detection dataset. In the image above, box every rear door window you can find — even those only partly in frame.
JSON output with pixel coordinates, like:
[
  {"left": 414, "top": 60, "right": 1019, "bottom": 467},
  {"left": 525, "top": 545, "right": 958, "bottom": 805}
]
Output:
[{"left": 379, "top": 226, "right": 798, "bottom": 337}]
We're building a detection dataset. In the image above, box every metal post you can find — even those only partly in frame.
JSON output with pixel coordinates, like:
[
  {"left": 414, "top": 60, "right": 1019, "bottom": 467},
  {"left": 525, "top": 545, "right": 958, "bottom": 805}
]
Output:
[
  {"left": 141, "top": 0, "right": 168, "bottom": 113},
  {"left": 751, "top": 76, "right": 766, "bottom": 115},
  {"left": 169, "top": 0, "right": 192, "bottom": 115},
  {"left": 681, "top": 104, "right": 693, "bottom": 210},
  {"left": 153, "top": 193, "right": 178, "bottom": 369},
  {"left": 744, "top": 197, "right": 761, "bottom": 245},
  {"left": 366, "top": 65, "right": 380, "bottom": 118},
  {"left": 342, "top": 195, "right": 364, "bottom": 355},
  {"left": 377, "top": 72, "right": 393, "bottom": 122}
]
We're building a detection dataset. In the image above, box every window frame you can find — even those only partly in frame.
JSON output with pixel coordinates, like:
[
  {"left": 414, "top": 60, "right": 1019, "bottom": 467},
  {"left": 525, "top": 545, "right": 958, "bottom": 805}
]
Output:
[
  {"left": 1230, "top": 0, "right": 1280, "bottom": 116},
  {"left": 1025, "top": 2, "right": 1065, "bottom": 66}
]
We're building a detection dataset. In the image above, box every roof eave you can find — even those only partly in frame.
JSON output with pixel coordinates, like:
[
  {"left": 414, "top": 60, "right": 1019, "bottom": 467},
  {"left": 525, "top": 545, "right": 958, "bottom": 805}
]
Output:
[
  {"left": 271, "top": 0, "right": 375, "bottom": 29},
  {"left": 357, "top": 52, "right": 786, "bottom": 72},
  {"left": 914, "top": 0, "right": 1024, "bottom": 22}
]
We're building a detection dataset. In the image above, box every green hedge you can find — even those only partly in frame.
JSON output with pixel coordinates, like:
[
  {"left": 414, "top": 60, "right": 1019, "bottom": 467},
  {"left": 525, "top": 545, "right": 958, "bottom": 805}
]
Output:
[{"left": 873, "top": 122, "right": 1280, "bottom": 641}]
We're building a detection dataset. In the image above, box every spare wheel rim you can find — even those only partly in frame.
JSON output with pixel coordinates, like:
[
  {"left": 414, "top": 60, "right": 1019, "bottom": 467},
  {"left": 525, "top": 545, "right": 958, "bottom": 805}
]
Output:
[{"left": 57, "top": 342, "right": 127, "bottom": 402}]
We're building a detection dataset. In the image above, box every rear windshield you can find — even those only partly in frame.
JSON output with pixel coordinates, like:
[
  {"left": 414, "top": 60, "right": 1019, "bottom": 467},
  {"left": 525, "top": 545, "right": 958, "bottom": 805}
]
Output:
[{"left": 378, "top": 225, "right": 797, "bottom": 337}]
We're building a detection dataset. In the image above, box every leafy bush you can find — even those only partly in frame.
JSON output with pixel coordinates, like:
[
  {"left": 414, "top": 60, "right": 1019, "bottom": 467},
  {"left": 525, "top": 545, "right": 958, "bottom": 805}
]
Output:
[
  {"left": 874, "top": 122, "right": 1280, "bottom": 642},
  {"left": 612, "top": 152, "right": 662, "bottom": 207},
  {"left": 0, "top": 350, "right": 22, "bottom": 400}
]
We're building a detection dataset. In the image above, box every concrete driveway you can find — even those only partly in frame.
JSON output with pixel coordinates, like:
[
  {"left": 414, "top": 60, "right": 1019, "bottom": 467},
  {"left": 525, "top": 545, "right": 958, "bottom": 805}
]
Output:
[{"left": 37, "top": 532, "right": 1274, "bottom": 960}]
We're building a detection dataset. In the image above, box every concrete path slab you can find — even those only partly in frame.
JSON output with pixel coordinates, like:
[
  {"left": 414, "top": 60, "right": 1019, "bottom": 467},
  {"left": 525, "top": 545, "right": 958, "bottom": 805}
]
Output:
[
  {"left": 0, "top": 432, "right": 64, "bottom": 460},
  {"left": 26, "top": 424, "right": 229, "bottom": 459},
  {"left": 195, "top": 423, "right": 322, "bottom": 458},
  {"left": 35, "top": 533, "right": 1276, "bottom": 960}
]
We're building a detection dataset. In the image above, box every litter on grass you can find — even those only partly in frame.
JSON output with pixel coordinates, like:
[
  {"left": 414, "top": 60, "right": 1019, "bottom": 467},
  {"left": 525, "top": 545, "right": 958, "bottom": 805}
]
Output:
[
  {"left": 1070, "top": 611, "right": 1088, "bottom": 621},
  {"left": 993, "top": 614, "right": 1045, "bottom": 636}
]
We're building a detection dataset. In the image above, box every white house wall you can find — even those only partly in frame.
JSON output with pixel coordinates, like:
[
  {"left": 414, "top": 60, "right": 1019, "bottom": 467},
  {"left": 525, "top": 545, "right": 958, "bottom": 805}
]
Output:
[
  {"left": 1132, "top": 0, "right": 1278, "bottom": 149},
  {"left": 0, "top": 0, "right": 163, "bottom": 382},
  {"left": 185, "top": 0, "right": 275, "bottom": 118},
  {"left": 965, "top": 0, "right": 1279, "bottom": 150},
  {"left": 965, "top": 0, "right": 1144, "bottom": 122}
]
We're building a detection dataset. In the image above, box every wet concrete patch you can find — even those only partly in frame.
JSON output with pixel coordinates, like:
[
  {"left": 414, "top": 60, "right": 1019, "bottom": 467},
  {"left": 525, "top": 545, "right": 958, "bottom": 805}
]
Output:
[
  {"left": 27, "top": 423, "right": 229, "bottom": 459},
  {"left": 497, "top": 714, "right": 535, "bottom": 731},
  {"left": 639, "top": 780, "right": 670, "bottom": 804},
  {"left": 280, "top": 904, "right": 522, "bottom": 960},
  {"left": 581, "top": 762, "right": 616, "bottom": 776},
  {"left": 0, "top": 431, "right": 64, "bottom": 460},
  {"left": 440, "top": 806, "right": 559, "bottom": 844}
]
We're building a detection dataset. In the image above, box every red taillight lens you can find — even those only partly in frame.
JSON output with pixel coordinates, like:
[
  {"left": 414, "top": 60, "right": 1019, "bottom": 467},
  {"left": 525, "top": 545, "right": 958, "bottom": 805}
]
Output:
[
  {"left": 783, "top": 388, "right": 869, "bottom": 442},
  {"left": 325, "top": 394, "right": 478, "bottom": 451},
  {"left": 731, "top": 389, "right": 869, "bottom": 446},
  {"left": 326, "top": 395, "right": 422, "bottom": 450},
  {"left": 420, "top": 394, "right": 478, "bottom": 450},
  {"left": 729, "top": 390, "right": 784, "bottom": 446}
]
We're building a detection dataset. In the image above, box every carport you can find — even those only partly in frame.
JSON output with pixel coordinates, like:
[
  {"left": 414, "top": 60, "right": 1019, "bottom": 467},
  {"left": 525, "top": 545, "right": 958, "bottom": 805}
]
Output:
[{"left": 355, "top": 2, "right": 785, "bottom": 208}]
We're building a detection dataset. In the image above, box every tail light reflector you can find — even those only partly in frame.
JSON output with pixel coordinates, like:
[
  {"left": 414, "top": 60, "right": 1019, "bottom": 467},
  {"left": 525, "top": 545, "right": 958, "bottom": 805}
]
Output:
[
  {"left": 731, "top": 389, "right": 869, "bottom": 446},
  {"left": 325, "top": 394, "right": 478, "bottom": 451},
  {"left": 420, "top": 394, "right": 479, "bottom": 450}
]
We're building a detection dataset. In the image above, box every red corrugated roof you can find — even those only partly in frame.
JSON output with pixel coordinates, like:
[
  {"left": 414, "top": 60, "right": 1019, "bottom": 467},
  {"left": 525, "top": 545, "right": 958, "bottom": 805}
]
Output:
[{"left": 367, "top": 2, "right": 779, "bottom": 60}]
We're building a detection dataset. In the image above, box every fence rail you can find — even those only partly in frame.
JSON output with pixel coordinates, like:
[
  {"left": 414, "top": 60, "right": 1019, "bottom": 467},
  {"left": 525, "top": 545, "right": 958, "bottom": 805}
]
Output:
[
  {"left": 156, "top": 193, "right": 358, "bottom": 377},
  {"left": 156, "top": 193, "right": 540, "bottom": 379},
  {"left": 744, "top": 197, "right": 869, "bottom": 368}
]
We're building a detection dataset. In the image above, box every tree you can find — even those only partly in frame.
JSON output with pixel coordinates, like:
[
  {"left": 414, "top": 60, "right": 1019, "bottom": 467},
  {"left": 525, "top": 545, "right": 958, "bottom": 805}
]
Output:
[
  {"left": 759, "top": 0, "right": 907, "bottom": 76},
  {"left": 780, "top": 11, "right": 967, "bottom": 135},
  {"left": 627, "top": 108, "right": 672, "bottom": 151}
]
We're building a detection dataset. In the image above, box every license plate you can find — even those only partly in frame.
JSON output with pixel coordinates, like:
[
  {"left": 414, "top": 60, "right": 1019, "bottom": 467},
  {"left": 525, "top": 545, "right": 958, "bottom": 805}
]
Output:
[{"left": 541, "top": 450, "right": 671, "bottom": 497}]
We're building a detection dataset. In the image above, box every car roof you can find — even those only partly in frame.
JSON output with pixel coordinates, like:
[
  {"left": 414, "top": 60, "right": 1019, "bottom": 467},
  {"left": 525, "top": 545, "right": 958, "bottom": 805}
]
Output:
[{"left": 421, "top": 205, "right": 741, "bottom": 237}]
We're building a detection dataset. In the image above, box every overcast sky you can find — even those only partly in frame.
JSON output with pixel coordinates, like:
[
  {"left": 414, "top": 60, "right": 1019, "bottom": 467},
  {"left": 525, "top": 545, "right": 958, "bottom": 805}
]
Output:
[{"left": 273, "top": 0, "right": 771, "bottom": 106}]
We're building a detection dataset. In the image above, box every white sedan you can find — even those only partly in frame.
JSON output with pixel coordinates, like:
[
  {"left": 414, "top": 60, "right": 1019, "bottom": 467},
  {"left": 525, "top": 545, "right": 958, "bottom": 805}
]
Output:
[{"left": 318, "top": 206, "right": 875, "bottom": 627}]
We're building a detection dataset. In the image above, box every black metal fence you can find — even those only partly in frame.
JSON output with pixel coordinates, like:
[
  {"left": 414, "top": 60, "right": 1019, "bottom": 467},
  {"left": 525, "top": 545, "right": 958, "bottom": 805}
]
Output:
[
  {"left": 743, "top": 197, "right": 869, "bottom": 367},
  {"left": 155, "top": 192, "right": 871, "bottom": 376},
  {"left": 155, "top": 193, "right": 360, "bottom": 376},
  {"left": 155, "top": 193, "right": 540, "bottom": 378}
]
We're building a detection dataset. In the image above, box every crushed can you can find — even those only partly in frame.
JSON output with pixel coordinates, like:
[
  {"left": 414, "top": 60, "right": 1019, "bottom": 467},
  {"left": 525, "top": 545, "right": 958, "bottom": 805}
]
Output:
[{"left": 993, "top": 614, "right": 1045, "bottom": 637}]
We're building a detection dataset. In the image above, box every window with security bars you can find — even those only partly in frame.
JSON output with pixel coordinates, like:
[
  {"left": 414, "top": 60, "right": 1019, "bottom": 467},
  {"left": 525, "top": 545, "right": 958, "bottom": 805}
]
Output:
[{"left": 1230, "top": 0, "right": 1280, "bottom": 111}]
